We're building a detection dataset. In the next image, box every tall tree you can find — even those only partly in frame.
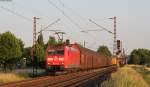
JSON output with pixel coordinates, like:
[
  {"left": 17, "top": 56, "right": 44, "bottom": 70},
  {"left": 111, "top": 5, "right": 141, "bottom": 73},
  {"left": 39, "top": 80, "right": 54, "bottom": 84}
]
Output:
[
  {"left": 0, "top": 31, "right": 22, "bottom": 71},
  {"left": 97, "top": 45, "right": 112, "bottom": 58},
  {"left": 37, "top": 33, "right": 44, "bottom": 47},
  {"left": 34, "top": 33, "right": 45, "bottom": 68},
  {"left": 35, "top": 43, "right": 45, "bottom": 62},
  {"left": 34, "top": 43, "right": 45, "bottom": 68}
]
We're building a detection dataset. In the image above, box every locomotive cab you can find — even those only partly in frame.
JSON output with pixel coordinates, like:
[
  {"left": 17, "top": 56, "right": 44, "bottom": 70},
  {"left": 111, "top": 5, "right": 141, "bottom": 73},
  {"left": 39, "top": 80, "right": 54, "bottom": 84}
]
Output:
[{"left": 46, "top": 47, "right": 65, "bottom": 72}]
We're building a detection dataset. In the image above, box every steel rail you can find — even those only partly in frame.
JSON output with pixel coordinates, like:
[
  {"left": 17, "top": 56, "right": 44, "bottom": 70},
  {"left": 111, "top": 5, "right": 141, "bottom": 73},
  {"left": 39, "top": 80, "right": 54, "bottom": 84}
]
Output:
[
  {"left": 0, "top": 65, "right": 117, "bottom": 87},
  {"left": 48, "top": 66, "right": 116, "bottom": 87}
]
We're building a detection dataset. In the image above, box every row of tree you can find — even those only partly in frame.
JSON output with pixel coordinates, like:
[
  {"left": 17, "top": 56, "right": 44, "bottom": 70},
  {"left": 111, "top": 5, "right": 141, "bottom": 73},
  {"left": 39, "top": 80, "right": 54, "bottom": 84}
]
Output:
[
  {"left": 97, "top": 45, "right": 112, "bottom": 58},
  {"left": 2, "top": 31, "right": 150, "bottom": 72},
  {"left": 128, "top": 48, "right": 150, "bottom": 65},
  {"left": 0, "top": 31, "right": 63, "bottom": 71},
  {"left": 6, "top": 31, "right": 150, "bottom": 72},
  {"left": 0, "top": 31, "right": 23, "bottom": 71}
]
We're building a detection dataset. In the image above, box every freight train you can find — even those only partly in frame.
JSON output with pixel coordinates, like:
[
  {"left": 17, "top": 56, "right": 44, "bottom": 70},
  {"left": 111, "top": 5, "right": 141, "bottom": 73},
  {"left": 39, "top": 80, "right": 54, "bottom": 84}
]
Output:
[{"left": 45, "top": 43, "right": 115, "bottom": 72}]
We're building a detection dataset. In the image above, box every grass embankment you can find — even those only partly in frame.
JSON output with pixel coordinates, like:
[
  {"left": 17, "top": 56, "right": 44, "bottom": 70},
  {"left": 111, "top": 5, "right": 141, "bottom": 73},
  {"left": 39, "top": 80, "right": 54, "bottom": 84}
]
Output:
[
  {"left": 0, "top": 73, "right": 29, "bottom": 84},
  {"left": 132, "top": 65, "right": 150, "bottom": 86},
  {"left": 101, "top": 65, "right": 149, "bottom": 87}
]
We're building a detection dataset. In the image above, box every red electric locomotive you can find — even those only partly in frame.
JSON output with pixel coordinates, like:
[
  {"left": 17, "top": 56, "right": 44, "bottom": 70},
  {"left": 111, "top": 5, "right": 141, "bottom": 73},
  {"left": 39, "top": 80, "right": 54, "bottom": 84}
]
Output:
[
  {"left": 45, "top": 43, "right": 112, "bottom": 72},
  {"left": 45, "top": 44, "right": 80, "bottom": 72},
  {"left": 45, "top": 45, "right": 65, "bottom": 71}
]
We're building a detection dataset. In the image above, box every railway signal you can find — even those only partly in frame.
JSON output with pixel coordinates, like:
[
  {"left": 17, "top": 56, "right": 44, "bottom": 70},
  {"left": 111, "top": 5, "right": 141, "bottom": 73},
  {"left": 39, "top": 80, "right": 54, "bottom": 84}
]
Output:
[
  {"left": 117, "top": 40, "right": 121, "bottom": 50},
  {"left": 116, "top": 40, "right": 123, "bottom": 56}
]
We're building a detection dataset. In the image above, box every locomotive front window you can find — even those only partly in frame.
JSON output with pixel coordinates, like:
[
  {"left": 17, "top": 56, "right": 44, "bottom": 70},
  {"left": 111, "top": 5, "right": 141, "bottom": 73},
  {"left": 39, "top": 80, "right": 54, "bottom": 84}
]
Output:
[
  {"left": 56, "top": 50, "right": 64, "bottom": 55},
  {"left": 48, "top": 50, "right": 55, "bottom": 56},
  {"left": 48, "top": 50, "right": 64, "bottom": 56}
]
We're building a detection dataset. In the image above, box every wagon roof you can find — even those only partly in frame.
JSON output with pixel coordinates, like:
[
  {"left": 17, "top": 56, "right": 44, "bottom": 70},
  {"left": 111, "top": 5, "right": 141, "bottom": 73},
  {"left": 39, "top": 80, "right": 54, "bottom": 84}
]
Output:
[{"left": 75, "top": 44, "right": 97, "bottom": 54}]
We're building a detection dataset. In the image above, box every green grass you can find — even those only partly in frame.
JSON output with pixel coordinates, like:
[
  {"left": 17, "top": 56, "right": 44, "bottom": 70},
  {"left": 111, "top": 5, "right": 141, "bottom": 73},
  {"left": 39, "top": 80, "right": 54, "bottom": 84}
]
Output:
[
  {"left": 132, "top": 65, "right": 150, "bottom": 86},
  {"left": 101, "top": 65, "right": 149, "bottom": 87}
]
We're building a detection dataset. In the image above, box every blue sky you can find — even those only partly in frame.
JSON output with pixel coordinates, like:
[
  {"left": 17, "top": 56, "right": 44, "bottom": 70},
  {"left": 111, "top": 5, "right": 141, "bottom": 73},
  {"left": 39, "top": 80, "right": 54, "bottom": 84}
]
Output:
[{"left": 0, "top": 0, "right": 150, "bottom": 54}]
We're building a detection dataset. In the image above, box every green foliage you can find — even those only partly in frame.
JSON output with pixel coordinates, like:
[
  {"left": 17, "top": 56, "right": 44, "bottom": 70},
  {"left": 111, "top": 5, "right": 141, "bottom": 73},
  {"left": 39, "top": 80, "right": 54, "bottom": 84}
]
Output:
[
  {"left": 129, "top": 48, "right": 150, "bottom": 65},
  {"left": 130, "top": 54, "right": 140, "bottom": 64},
  {"left": 18, "top": 39, "right": 24, "bottom": 52},
  {"left": 37, "top": 33, "right": 44, "bottom": 47},
  {"left": 45, "top": 36, "right": 64, "bottom": 49},
  {"left": 0, "top": 31, "right": 22, "bottom": 71},
  {"left": 47, "top": 36, "right": 57, "bottom": 46},
  {"left": 97, "top": 45, "right": 112, "bottom": 58},
  {"left": 0, "top": 31, "right": 22, "bottom": 61},
  {"left": 34, "top": 43, "right": 45, "bottom": 62},
  {"left": 57, "top": 40, "right": 64, "bottom": 45},
  {"left": 22, "top": 47, "right": 32, "bottom": 66},
  {"left": 22, "top": 47, "right": 31, "bottom": 59},
  {"left": 33, "top": 34, "right": 45, "bottom": 68}
]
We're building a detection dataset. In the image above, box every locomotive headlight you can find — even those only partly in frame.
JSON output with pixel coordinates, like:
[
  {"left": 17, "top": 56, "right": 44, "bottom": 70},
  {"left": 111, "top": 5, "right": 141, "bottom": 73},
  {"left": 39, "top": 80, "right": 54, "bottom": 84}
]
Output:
[
  {"left": 59, "top": 58, "right": 64, "bottom": 61},
  {"left": 47, "top": 58, "right": 53, "bottom": 61}
]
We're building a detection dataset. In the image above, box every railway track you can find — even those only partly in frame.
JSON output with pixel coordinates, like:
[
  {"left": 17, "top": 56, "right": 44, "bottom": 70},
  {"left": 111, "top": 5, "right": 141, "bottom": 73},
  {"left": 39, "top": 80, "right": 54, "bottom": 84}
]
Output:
[{"left": 0, "top": 65, "right": 117, "bottom": 87}]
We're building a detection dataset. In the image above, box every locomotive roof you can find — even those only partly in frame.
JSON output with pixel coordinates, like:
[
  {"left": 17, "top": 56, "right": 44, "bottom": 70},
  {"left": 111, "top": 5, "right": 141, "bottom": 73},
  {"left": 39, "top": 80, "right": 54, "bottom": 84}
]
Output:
[
  {"left": 47, "top": 44, "right": 64, "bottom": 49},
  {"left": 47, "top": 43, "right": 97, "bottom": 54}
]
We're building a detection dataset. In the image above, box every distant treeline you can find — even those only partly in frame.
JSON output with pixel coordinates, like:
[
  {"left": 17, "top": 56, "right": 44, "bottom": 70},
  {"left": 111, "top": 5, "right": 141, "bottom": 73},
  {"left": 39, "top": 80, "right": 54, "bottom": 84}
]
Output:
[
  {"left": 128, "top": 48, "right": 150, "bottom": 65},
  {"left": 0, "top": 31, "right": 63, "bottom": 72}
]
